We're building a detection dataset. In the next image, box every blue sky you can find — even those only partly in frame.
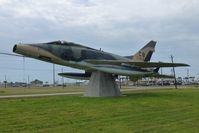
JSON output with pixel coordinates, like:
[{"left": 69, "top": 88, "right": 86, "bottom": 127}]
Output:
[{"left": 0, "top": 0, "right": 199, "bottom": 83}]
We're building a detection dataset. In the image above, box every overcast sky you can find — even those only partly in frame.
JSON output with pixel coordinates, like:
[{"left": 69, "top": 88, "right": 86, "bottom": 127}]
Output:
[{"left": 0, "top": 0, "right": 199, "bottom": 83}]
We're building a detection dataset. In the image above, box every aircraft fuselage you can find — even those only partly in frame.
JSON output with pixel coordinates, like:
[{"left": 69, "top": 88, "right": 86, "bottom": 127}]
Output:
[{"left": 13, "top": 41, "right": 131, "bottom": 70}]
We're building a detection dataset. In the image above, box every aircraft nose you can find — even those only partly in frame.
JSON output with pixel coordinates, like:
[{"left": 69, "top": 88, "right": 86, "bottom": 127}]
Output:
[
  {"left": 12, "top": 44, "right": 37, "bottom": 57},
  {"left": 13, "top": 44, "right": 26, "bottom": 54},
  {"left": 13, "top": 44, "right": 17, "bottom": 52}
]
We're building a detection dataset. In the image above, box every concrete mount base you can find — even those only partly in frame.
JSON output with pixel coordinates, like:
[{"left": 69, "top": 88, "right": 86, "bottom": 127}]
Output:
[{"left": 84, "top": 71, "right": 121, "bottom": 97}]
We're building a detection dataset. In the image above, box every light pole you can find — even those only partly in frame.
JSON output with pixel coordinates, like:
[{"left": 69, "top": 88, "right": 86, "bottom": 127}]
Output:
[
  {"left": 53, "top": 64, "right": 55, "bottom": 87},
  {"left": 62, "top": 68, "right": 64, "bottom": 88},
  {"left": 4, "top": 75, "right": 7, "bottom": 88},
  {"left": 171, "top": 55, "right": 177, "bottom": 89}
]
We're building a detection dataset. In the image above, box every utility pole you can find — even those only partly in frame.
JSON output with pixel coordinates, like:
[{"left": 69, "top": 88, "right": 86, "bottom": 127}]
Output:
[
  {"left": 4, "top": 75, "right": 7, "bottom": 88},
  {"left": 187, "top": 68, "right": 189, "bottom": 77},
  {"left": 119, "top": 76, "right": 122, "bottom": 89},
  {"left": 53, "top": 64, "right": 55, "bottom": 87},
  {"left": 23, "top": 57, "right": 25, "bottom": 83},
  {"left": 62, "top": 68, "right": 64, "bottom": 88},
  {"left": 161, "top": 68, "right": 163, "bottom": 86},
  {"left": 28, "top": 75, "right": 30, "bottom": 88},
  {"left": 117, "top": 76, "right": 122, "bottom": 89},
  {"left": 171, "top": 55, "right": 177, "bottom": 89},
  {"left": 187, "top": 68, "right": 189, "bottom": 83}
]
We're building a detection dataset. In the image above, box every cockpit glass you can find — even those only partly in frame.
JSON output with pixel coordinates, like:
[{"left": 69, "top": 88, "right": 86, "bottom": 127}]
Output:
[
  {"left": 46, "top": 41, "right": 62, "bottom": 45},
  {"left": 45, "top": 40, "right": 95, "bottom": 50}
]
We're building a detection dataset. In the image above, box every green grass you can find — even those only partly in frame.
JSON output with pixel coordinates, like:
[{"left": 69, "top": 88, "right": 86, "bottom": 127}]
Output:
[{"left": 0, "top": 88, "right": 199, "bottom": 133}]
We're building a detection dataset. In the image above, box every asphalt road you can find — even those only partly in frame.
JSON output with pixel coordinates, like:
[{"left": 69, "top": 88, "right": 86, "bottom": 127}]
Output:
[
  {"left": 0, "top": 92, "right": 83, "bottom": 99},
  {"left": 0, "top": 87, "right": 177, "bottom": 99}
]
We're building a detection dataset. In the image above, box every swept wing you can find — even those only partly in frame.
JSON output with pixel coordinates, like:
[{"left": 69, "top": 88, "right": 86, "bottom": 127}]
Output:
[
  {"left": 85, "top": 60, "right": 189, "bottom": 68},
  {"left": 89, "top": 65, "right": 153, "bottom": 76}
]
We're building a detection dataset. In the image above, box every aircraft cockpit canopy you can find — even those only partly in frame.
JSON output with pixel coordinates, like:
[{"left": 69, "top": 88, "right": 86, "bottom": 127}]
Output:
[
  {"left": 46, "top": 41, "right": 74, "bottom": 45},
  {"left": 46, "top": 41, "right": 62, "bottom": 45},
  {"left": 45, "top": 40, "right": 96, "bottom": 50}
]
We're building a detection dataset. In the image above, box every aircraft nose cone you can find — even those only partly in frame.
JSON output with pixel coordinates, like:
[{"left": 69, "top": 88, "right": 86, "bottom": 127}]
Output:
[
  {"left": 12, "top": 44, "right": 42, "bottom": 59},
  {"left": 13, "top": 44, "right": 17, "bottom": 52},
  {"left": 12, "top": 44, "right": 34, "bottom": 56}
]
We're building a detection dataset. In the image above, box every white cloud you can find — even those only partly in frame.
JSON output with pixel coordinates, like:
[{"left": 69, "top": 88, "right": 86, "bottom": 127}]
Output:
[
  {"left": 0, "top": 0, "right": 10, "bottom": 6},
  {"left": 0, "top": 0, "right": 197, "bottom": 40},
  {"left": 1, "top": 0, "right": 199, "bottom": 27},
  {"left": 0, "top": 0, "right": 199, "bottom": 39},
  {"left": 0, "top": 0, "right": 199, "bottom": 80}
]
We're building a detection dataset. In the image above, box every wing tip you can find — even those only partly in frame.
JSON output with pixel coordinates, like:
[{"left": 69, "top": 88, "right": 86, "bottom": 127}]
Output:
[{"left": 180, "top": 63, "right": 190, "bottom": 67}]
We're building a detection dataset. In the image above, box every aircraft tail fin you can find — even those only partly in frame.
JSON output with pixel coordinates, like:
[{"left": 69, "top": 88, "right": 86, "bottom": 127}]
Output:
[
  {"left": 132, "top": 40, "right": 156, "bottom": 62},
  {"left": 153, "top": 67, "right": 160, "bottom": 73}
]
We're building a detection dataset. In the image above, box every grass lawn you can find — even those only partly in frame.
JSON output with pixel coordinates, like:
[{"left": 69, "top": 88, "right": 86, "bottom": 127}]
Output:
[{"left": 0, "top": 88, "right": 198, "bottom": 133}]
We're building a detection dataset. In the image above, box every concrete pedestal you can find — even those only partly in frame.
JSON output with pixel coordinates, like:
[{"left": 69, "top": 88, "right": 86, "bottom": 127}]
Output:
[{"left": 84, "top": 71, "right": 121, "bottom": 97}]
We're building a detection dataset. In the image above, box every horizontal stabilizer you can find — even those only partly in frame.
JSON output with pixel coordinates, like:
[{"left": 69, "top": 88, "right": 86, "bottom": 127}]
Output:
[{"left": 86, "top": 60, "right": 190, "bottom": 68}]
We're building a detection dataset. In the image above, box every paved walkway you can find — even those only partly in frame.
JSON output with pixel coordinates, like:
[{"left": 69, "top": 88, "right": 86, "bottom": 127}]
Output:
[
  {"left": 0, "top": 87, "right": 177, "bottom": 99},
  {"left": 0, "top": 92, "right": 83, "bottom": 99}
]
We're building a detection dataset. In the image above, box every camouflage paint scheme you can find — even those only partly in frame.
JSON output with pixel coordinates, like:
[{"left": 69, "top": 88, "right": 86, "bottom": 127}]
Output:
[{"left": 13, "top": 40, "right": 189, "bottom": 80}]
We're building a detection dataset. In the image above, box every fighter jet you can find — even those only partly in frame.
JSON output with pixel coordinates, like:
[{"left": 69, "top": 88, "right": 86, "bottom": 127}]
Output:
[{"left": 12, "top": 40, "right": 189, "bottom": 80}]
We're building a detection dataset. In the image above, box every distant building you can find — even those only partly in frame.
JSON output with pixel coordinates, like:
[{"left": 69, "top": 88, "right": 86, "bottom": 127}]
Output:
[
  {"left": 12, "top": 82, "right": 27, "bottom": 87},
  {"left": 30, "top": 79, "right": 43, "bottom": 87}
]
